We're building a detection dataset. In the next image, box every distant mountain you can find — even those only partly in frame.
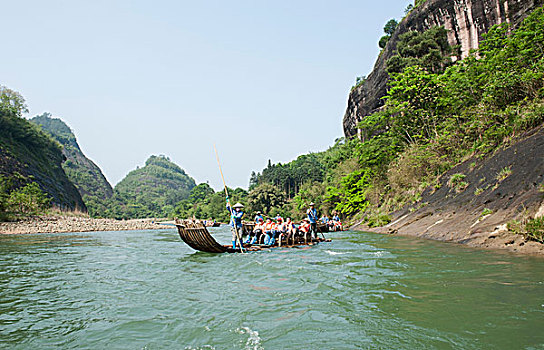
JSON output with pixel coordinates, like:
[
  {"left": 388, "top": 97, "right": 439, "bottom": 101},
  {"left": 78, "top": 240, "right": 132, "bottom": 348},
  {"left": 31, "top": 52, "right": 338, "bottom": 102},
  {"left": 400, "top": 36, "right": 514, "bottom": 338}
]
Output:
[
  {"left": 0, "top": 106, "right": 86, "bottom": 211},
  {"left": 31, "top": 113, "right": 113, "bottom": 217},
  {"left": 108, "top": 155, "right": 196, "bottom": 219}
]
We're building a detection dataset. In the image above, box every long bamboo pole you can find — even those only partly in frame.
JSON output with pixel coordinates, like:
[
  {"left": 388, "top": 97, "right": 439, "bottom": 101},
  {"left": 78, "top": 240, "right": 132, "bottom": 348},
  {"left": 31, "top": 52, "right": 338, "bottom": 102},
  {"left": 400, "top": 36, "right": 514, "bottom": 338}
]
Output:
[{"left": 214, "top": 144, "right": 245, "bottom": 253}]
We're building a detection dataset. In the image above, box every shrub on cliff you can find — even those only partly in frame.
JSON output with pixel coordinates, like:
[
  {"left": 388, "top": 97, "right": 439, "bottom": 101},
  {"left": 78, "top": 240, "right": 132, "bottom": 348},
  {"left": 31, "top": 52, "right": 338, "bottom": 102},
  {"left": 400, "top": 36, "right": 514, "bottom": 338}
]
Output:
[
  {"left": 379, "top": 19, "right": 399, "bottom": 49},
  {"left": 386, "top": 26, "right": 452, "bottom": 74}
]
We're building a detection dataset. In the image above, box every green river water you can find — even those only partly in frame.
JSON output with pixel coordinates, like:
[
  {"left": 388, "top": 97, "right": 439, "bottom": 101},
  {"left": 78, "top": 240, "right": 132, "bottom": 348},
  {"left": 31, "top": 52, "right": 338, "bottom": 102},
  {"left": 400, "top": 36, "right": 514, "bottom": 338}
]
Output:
[{"left": 0, "top": 227, "right": 543, "bottom": 349}]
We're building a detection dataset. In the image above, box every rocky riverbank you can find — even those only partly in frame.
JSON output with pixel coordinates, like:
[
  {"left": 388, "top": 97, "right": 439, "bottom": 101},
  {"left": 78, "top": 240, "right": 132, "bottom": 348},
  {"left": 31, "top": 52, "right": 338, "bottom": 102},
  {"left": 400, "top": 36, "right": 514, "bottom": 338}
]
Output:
[
  {"left": 352, "top": 127, "right": 544, "bottom": 256},
  {"left": 0, "top": 216, "right": 172, "bottom": 234}
]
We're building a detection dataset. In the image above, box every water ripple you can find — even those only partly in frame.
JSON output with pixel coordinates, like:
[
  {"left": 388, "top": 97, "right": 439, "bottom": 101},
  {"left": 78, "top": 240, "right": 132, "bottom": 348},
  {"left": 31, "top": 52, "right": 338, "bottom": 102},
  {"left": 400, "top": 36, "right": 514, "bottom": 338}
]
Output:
[{"left": 1, "top": 228, "right": 543, "bottom": 349}]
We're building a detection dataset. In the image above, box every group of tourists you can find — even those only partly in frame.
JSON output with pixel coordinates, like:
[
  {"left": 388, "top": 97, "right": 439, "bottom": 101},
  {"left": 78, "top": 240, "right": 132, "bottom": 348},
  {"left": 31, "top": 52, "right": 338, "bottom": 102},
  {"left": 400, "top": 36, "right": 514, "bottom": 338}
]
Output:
[
  {"left": 319, "top": 213, "right": 343, "bottom": 232},
  {"left": 226, "top": 201, "right": 342, "bottom": 250}
]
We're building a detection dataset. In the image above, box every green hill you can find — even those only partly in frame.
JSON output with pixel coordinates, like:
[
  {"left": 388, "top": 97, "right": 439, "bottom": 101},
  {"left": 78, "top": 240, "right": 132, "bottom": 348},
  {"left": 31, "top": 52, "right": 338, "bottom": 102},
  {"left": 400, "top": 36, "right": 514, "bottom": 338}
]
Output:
[
  {"left": 107, "top": 155, "right": 196, "bottom": 219},
  {"left": 0, "top": 87, "right": 86, "bottom": 212},
  {"left": 30, "top": 113, "right": 113, "bottom": 217}
]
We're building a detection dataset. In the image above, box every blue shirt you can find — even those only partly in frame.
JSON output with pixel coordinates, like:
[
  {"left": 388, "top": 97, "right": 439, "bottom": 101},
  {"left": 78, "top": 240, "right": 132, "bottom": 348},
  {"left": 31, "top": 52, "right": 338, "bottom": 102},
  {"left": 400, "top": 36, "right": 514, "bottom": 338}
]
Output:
[
  {"left": 307, "top": 208, "right": 317, "bottom": 224},
  {"left": 227, "top": 204, "right": 244, "bottom": 228}
]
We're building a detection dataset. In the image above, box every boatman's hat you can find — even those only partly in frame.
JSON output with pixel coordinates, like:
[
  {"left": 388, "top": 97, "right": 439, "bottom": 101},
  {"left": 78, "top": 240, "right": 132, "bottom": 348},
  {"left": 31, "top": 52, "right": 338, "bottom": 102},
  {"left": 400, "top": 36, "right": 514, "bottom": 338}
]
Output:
[
  {"left": 233, "top": 203, "right": 244, "bottom": 208},
  {"left": 309, "top": 202, "right": 315, "bottom": 206}
]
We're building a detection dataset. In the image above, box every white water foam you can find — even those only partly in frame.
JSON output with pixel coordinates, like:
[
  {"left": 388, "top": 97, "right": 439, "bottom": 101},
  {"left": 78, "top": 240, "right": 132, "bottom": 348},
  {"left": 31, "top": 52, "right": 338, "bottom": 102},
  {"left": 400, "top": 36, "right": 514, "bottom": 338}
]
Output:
[
  {"left": 236, "top": 326, "right": 263, "bottom": 350},
  {"left": 325, "top": 250, "right": 345, "bottom": 256}
]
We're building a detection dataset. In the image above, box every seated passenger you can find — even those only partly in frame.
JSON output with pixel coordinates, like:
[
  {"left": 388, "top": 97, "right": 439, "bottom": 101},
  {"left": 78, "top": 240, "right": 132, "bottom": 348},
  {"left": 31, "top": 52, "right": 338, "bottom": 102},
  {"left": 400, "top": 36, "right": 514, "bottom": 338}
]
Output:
[
  {"left": 263, "top": 218, "right": 276, "bottom": 245},
  {"left": 270, "top": 217, "right": 285, "bottom": 245},
  {"left": 284, "top": 218, "right": 297, "bottom": 243},
  {"left": 246, "top": 218, "right": 264, "bottom": 244},
  {"left": 285, "top": 218, "right": 296, "bottom": 234},
  {"left": 299, "top": 219, "right": 311, "bottom": 236}
]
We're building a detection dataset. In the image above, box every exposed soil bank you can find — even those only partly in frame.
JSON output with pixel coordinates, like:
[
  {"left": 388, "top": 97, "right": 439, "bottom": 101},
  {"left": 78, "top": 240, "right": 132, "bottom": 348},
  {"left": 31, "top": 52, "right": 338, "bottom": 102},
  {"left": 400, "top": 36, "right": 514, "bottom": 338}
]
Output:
[
  {"left": 0, "top": 216, "right": 170, "bottom": 234},
  {"left": 352, "top": 127, "right": 544, "bottom": 255}
]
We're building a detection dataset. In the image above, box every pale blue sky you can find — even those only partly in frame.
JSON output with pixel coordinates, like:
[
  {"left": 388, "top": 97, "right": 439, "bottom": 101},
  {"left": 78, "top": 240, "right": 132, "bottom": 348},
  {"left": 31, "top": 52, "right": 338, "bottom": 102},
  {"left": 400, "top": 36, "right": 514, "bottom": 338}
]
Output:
[{"left": 1, "top": 0, "right": 411, "bottom": 190}]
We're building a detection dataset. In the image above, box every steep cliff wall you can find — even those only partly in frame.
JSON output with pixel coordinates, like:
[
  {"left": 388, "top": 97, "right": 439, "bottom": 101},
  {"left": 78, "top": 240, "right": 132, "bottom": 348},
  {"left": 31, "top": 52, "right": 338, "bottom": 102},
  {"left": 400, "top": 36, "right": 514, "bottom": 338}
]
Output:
[
  {"left": 355, "top": 126, "right": 544, "bottom": 255},
  {"left": 343, "top": 0, "right": 544, "bottom": 138},
  {"left": 0, "top": 113, "right": 86, "bottom": 211},
  {"left": 31, "top": 114, "right": 113, "bottom": 200},
  {"left": 30, "top": 114, "right": 113, "bottom": 217}
]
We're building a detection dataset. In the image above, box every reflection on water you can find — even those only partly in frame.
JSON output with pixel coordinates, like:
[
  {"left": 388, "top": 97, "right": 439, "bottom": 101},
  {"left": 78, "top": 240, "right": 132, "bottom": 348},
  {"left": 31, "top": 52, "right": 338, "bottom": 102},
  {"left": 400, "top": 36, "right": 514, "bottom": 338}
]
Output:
[{"left": 0, "top": 227, "right": 543, "bottom": 349}]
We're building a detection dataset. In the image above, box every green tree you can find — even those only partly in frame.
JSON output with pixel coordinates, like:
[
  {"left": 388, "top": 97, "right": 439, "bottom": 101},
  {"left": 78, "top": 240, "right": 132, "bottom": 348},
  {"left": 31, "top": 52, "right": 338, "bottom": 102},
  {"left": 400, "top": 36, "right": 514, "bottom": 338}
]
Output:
[
  {"left": 0, "top": 175, "right": 13, "bottom": 219},
  {"left": 190, "top": 183, "right": 215, "bottom": 202},
  {"left": 326, "top": 168, "right": 372, "bottom": 216},
  {"left": 384, "top": 19, "right": 398, "bottom": 36},
  {"left": 8, "top": 182, "right": 51, "bottom": 215},
  {"left": 387, "top": 65, "right": 442, "bottom": 142},
  {"left": 0, "top": 86, "right": 28, "bottom": 116},
  {"left": 379, "top": 35, "right": 391, "bottom": 49},
  {"left": 249, "top": 171, "right": 259, "bottom": 190},
  {"left": 379, "top": 19, "right": 399, "bottom": 49},
  {"left": 247, "top": 183, "right": 285, "bottom": 215}
]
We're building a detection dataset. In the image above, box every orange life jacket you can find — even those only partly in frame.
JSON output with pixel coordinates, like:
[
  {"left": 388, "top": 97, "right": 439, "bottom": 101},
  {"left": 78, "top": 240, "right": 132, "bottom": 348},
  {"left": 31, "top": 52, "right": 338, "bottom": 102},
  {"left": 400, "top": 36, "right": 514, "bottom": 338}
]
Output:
[{"left": 300, "top": 223, "right": 310, "bottom": 233}]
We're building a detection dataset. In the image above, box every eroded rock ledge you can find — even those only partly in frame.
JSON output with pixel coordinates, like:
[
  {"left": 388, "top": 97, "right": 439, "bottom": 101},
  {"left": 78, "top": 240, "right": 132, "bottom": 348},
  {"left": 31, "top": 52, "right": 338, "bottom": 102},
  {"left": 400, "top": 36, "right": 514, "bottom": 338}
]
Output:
[{"left": 352, "top": 126, "right": 544, "bottom": 255}]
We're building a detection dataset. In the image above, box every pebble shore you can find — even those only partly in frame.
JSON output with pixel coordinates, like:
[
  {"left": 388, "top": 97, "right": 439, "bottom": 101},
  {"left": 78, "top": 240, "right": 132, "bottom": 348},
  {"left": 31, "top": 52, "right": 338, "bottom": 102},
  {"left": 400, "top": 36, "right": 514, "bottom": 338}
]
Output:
[{"left": 0, "top": 216, "right": 172, "bottom": 234}]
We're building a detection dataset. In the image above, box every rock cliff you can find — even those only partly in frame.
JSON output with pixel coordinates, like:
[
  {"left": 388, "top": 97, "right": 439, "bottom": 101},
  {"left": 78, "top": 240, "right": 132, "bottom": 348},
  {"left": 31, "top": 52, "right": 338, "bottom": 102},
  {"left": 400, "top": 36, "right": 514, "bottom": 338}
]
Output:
[
  {"left": 31, "top": 114, "right": 113, "bottom": 217},
  {"left": 343, "top": 0, "right": 544, "bottom": 138},
  {"left": 0, "top": 112, "right": 86, "bottom": 211},
  {"left": 354, "top": 126, "right": 544, "bottom": 255}
]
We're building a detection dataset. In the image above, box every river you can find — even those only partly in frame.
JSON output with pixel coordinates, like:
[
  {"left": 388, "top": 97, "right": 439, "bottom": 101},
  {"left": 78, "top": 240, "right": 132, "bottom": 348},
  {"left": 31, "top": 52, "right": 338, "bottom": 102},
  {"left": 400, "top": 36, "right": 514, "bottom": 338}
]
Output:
[{"left": 0, "top": 227, "right": 543, "bottom": 349}]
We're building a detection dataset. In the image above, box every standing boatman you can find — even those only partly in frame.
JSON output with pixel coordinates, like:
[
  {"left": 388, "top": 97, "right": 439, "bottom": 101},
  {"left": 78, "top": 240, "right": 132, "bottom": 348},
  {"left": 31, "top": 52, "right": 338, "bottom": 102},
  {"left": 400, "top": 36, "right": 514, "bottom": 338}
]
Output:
[
  {"left": 227, "top": 202, "right": 245, "bottom": 250},
  {"left": 307, "top": 202, "right": 318, "bottom": 240}
]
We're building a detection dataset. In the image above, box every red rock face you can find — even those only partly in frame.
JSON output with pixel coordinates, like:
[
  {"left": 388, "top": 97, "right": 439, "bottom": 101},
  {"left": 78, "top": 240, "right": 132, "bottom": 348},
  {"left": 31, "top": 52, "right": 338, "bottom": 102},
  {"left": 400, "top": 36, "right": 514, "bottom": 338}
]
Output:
[{"left": 343, "top": 0, "right": 544, "bottom": 138}]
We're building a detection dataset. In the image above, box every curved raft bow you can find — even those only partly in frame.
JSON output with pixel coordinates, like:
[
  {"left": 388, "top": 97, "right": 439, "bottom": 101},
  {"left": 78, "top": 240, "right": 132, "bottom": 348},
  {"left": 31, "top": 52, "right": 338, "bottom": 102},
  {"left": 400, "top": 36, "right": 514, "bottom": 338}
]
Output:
[
  {"left": 175, "top": 219, "right": 331, "bottom": 254},
  {"left": 175, "top": 219, "right": 228, "bottom": 253}
]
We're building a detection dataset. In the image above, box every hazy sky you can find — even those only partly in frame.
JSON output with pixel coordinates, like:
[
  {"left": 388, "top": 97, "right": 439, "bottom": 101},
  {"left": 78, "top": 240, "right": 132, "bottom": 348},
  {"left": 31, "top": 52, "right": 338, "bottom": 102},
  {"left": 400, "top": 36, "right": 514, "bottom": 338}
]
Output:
[{"left": 1, "top": 0, "right": 410, "bottom": 190}]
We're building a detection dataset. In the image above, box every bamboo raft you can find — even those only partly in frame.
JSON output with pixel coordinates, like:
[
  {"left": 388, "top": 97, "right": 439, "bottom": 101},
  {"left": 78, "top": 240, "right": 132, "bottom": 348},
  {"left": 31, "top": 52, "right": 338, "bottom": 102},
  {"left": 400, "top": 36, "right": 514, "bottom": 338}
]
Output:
[{"left": 174, "top": 219, "right": 330, "bottom": 253}]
